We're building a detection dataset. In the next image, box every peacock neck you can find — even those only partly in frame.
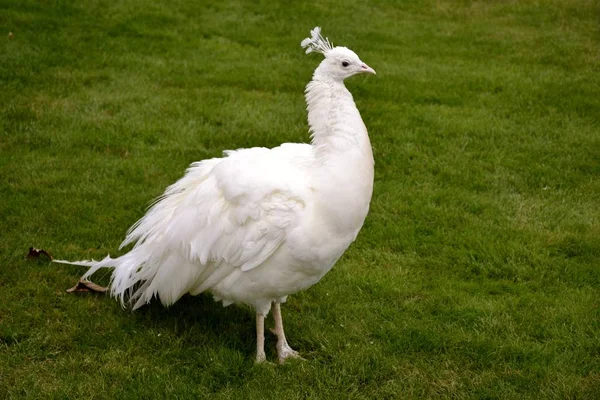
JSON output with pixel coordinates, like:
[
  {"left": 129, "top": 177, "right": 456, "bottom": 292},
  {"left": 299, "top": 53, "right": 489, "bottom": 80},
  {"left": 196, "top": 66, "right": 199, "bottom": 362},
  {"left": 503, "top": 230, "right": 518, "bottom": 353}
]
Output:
[
  {"left": 304, "top": 75, "right": 374, "bottom": 237},
  {"left": 305, "top": 77, "right": 373, "bottom": 165}
]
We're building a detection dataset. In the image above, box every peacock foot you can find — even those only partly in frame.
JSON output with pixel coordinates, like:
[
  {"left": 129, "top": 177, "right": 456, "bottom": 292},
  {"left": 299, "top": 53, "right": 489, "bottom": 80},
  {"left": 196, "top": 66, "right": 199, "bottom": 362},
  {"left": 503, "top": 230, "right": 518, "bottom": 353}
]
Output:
[
  {"left": 255, "top": 351, "right": 267, "bottom": 364},
  {"left": 276, "top": 341, "right": 305, "bottom": 364}
]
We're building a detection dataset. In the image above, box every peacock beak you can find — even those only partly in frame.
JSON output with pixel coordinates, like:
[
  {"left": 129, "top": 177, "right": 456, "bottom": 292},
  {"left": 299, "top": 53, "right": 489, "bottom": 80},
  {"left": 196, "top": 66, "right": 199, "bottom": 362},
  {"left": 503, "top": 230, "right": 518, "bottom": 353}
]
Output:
[{"left": 360, "top": 63, "right": 376, "bottom": 75}]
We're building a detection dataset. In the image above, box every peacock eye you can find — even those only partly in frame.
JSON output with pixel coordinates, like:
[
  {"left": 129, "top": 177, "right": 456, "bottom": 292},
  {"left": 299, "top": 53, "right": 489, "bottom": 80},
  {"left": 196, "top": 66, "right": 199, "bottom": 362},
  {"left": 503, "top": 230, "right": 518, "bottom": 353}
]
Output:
[{"left": 341, "top": 61, "right": 350, "bottom": 67}]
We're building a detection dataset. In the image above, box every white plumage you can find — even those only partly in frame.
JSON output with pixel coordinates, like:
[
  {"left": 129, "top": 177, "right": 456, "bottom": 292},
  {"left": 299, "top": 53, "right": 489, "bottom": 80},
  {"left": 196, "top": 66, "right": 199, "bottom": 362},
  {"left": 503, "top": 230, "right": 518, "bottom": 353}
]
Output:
[{"left": 56, "top": 27, "right": 376, "bottom": 363}]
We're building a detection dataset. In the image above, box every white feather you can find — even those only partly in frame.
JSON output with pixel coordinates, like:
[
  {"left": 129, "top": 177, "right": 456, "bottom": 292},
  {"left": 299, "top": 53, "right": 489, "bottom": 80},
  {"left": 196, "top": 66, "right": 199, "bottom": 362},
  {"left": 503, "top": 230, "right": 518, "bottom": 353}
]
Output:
[
  {"left": 300, "top": 26, "right": 333, "bottom": 55},
  {"left": 56, "top": 27, "right": 375, "bottom": 318}
]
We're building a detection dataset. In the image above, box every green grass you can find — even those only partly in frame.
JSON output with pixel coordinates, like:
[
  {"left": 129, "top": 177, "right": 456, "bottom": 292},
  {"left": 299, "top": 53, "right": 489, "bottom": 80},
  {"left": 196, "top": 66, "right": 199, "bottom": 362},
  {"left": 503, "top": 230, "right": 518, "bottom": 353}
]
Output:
[{"left": 1, "top": 0, "right": 599, "bottom": 398}]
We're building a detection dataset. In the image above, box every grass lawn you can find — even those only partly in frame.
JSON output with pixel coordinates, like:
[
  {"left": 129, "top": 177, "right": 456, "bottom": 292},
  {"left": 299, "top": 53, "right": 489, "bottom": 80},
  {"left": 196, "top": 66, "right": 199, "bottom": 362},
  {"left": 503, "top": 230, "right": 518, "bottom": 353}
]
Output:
[{"left": 1, "top": 0, "right": 599, "bottom": 398}]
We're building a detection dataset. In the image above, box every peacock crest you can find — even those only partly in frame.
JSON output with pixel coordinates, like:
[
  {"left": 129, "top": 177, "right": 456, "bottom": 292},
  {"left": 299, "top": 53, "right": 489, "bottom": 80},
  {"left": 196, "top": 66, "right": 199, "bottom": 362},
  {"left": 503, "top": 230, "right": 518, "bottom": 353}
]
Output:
[{"left": 300, "top": 26, "right": 333, "bottom": 56}]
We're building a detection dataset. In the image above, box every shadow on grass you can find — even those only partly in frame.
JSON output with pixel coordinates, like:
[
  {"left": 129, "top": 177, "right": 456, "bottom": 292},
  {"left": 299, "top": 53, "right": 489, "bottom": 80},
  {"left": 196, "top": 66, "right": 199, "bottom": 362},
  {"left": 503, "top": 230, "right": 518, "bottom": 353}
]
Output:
[{"left": 128, "top": 293, "right": 260, "bottom": 358}]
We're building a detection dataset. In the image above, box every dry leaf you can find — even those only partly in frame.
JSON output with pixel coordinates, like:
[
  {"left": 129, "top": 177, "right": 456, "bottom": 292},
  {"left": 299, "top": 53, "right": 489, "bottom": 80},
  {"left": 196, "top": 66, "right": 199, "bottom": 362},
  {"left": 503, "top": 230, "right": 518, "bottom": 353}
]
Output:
[
  {"left": 26, "top": 247, "right": 53, "bottom": 260},
  {"left": 66, "top": 279, "right": 108, "bottom": 293}
]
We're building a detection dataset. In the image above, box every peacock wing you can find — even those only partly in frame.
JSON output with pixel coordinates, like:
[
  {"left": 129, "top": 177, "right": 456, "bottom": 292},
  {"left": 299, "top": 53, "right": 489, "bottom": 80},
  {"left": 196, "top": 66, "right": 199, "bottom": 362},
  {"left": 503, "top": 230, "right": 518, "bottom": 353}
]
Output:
[{"left": 116, "top": 147, "right": 309, "bottom": 307}]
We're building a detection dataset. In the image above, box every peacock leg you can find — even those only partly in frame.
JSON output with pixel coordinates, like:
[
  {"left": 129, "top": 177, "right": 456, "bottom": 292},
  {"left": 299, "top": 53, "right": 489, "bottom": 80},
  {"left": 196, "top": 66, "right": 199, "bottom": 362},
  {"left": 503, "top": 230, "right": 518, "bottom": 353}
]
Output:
[
  {"left": 255, "top": 313, "right": 267, "bottom": 363},
  {"left": 271, "top": 302, "right": 303, "bottom": 363}
]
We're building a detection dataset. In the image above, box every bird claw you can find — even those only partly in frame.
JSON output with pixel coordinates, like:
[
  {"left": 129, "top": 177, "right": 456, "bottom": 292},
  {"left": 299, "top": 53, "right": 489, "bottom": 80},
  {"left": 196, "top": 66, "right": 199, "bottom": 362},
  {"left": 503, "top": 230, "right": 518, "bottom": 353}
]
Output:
[
  {"left": 277, "top": 342, "right": 305, "bottom": 364},
  {"left": 255, "top": 352, "right": 267, "bottom": 364}
]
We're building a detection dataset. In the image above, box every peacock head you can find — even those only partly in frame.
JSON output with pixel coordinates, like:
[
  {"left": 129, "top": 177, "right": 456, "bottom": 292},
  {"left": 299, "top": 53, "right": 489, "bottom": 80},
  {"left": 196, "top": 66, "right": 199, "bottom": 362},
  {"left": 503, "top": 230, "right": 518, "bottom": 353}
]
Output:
[{"left": 301, "top": 27, "right": 376, "bottom": 81}]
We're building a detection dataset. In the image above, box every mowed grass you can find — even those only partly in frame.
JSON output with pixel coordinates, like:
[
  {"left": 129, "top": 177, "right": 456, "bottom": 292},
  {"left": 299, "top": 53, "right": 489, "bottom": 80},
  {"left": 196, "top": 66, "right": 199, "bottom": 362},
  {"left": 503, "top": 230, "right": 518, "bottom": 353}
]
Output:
[{"left": 1, "top": 0, "right": 599, "bottom": 398}]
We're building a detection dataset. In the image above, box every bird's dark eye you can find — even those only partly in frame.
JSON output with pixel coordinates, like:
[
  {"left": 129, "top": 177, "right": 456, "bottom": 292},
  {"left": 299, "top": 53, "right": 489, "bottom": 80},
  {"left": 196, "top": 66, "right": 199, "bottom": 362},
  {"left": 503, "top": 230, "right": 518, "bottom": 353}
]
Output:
[{"left": 342, "top": 61, "right": 350, "bottom": 67}]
